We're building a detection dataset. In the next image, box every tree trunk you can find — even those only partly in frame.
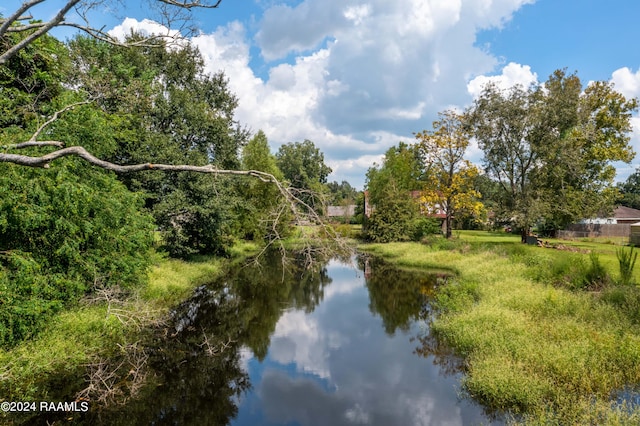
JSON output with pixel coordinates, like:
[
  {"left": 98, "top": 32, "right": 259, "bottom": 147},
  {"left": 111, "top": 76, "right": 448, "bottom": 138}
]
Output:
[{"left": 445, "top": 214, "right": 452, "bottom": 239}]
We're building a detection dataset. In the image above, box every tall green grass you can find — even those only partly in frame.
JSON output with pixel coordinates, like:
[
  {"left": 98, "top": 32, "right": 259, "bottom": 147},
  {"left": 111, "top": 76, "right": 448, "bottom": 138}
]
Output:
[{"left": 360, "top": 233, "right": 640, "bottom": 424}]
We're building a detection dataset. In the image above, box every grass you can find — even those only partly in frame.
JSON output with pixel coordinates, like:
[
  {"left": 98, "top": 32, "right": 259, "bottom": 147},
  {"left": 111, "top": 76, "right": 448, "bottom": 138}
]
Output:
[
  {"left": 359, "top": 231, "right": 640, "bottom": 424},
  {"left": 0, "top": 241, "right": 259, "bottom": 411}
]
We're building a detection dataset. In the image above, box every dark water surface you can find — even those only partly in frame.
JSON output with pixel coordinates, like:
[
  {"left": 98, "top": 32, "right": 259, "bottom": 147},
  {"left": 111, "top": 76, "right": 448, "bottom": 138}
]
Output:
[{"left": 66, "top": 252, "right": 502, "bottom": 425}]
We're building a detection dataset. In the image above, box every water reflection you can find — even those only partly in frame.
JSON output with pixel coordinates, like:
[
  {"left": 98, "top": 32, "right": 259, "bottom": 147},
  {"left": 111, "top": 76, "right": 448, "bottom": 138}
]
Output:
[
  {"left": 233, "top": 255, "right": 500, "bottom": 426},
  {"left": 53, "top": 250, "right": 500, "bottom": 425}
]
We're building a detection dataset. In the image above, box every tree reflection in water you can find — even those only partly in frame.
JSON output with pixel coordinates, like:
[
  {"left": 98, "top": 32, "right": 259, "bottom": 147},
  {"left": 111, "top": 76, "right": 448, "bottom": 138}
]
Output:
[
  {"left": 30, "top": 251, "right": 494, "bottom": 425},
  {"left": 361, "top": 255, "right": 465, "bottom": 376},
  {"left": 77, "top": 249, "right": 332, "bottom": 425}
]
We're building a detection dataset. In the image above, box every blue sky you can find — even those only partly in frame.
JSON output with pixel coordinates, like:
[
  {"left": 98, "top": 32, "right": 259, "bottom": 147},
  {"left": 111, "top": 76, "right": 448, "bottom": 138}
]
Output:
[{"left": 3, "top": 0, "right": 640, "bottom": 188}]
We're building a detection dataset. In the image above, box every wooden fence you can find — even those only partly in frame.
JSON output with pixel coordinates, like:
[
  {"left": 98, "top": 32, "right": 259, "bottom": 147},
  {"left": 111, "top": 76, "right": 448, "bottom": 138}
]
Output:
[{"left": 558, "top": 223, "right": 630, "bottom": 239}]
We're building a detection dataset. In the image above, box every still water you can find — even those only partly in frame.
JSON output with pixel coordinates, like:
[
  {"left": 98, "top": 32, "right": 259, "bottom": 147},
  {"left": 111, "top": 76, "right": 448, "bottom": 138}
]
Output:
[{"left": 77, "top": 251, "right": 502, "bottom": 425}]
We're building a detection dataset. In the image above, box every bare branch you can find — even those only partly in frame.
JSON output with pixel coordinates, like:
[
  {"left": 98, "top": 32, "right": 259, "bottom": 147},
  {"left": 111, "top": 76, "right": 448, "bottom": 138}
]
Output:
[
  {"left": 59, "top": 21, "right": 179, "bottom": 48},
  {"left": 0, "top": 0, "right": 226, "bottom": 65},
  {"left": 0, "top": 0, "right": 46, "bottom": 38},
  {"left": 3, "top": 22, "right": 47, "bottom": 33},
  {"left": 0, "top": 0, "right": 82, "bottom": 65},
  {"left": 158, "top": 0, "right": 222, "bottom": 9},
  {"left": 30, "top": 99, "right": 93, "bottom": 142},
  {"left": 4, "top": 141, "right": 65, "bottom": 149}
]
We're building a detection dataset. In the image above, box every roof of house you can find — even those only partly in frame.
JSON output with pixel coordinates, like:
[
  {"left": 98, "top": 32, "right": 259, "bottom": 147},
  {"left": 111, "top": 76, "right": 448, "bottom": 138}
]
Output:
[{"left": 614, "top": 205, "right": 640, "bottom": 219}]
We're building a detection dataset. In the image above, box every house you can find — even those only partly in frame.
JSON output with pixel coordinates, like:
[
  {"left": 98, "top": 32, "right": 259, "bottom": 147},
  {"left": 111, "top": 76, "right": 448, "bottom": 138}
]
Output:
[
  {"left": 326, "top": 205, "right": 356, "bottom": 218},
  {"left": 579, "top": 206, "right": 640, "bottom": 225},
  {"left": 363, "top": 189, "right": 446, "bottom": 228},
  {"left": 560, "top": 206, "right": 640, "bottom": 239}
]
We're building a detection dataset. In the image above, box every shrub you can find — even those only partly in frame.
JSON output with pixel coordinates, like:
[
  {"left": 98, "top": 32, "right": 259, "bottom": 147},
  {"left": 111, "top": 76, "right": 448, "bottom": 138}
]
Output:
[
  {"left": 617, "top": 246, "right": 638, "bottom": 286},
  {"left": 581, "top": 253, "right": 612, "bottom": 290},
  {"left": 0, "top": 163, "right": 155, "bottom": 347}
]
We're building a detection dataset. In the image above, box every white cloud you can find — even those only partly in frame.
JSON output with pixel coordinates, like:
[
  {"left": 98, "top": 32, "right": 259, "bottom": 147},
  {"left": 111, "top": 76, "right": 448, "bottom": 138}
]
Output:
[
  {"left": 467, "top": 62, "right": 539, "bottom": 98},
  {"left": 611, "top": 67, "right": 640, "bottom": 181},
  {"left": 611, "top": 67, "right": 640, "bottom": 99},
  {"left": 111, "top": 0, "right": 538, "bottom": 188},
  {"left": 108, "top": 17, "right": 181, "bottom": 43}
]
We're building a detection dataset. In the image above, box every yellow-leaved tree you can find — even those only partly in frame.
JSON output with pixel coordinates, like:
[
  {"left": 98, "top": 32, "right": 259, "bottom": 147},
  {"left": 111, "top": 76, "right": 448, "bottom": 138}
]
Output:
[{"left": 415, "top": 110, "right": 484, "bottom": 238}]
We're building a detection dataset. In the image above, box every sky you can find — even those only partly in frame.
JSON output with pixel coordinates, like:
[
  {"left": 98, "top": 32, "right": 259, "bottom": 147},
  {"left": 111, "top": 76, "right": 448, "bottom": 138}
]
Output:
[{"left": 3, "top": 0, "right": 640, "bottom": 189}]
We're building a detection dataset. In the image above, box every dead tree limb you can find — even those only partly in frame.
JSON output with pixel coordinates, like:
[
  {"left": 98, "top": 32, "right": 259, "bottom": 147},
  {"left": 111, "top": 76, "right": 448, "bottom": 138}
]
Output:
[{"left": 0, "top": 0, "right": 225, "bottom": 65}]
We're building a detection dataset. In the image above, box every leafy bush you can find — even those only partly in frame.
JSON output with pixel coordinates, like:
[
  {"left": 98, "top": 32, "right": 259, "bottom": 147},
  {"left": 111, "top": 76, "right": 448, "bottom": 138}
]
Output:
[
  {"left": 364, "top": 184, "right": 440, "bottom": 243},
  {"left": 0, "top": 163, "right": 155, "bottom": 347}
]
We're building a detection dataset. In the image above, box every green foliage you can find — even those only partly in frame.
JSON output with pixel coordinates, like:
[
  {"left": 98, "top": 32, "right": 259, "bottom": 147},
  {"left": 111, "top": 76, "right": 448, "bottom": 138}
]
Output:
[
  {"left": 0, "top": 32, "right": 157, "bottom": 347},
  {"left": 617, "top": 246, "right": 638, "bottom": 286},
  {"left": 617, "top": 167, "right": 640, "bottom": 209},
  {"left": 327, "top": 180, "right": 359, "bottom": 205},
  {"left": 364, "top": 183, "right": 432, "bottom": 242},
  {"left": 238, "top": 130, "right": 290, "bottom": 241},
  {"left": 0, "top": 163, "right": 155, "bottom": 347},
  {"left": 467, "top": 69, "right": 638, "bottom": 238},
  {"left": 68, "top": 36, "right": 250, "bottom": 257},
  {"left": 0, "top": 31, "right": 69, "bottom": 128},
  {"left": 276, "top": 139, "right": 332, "bottom": 211},
  {"left": 365, "top": 141, "right": 424, "bottom": 207}
]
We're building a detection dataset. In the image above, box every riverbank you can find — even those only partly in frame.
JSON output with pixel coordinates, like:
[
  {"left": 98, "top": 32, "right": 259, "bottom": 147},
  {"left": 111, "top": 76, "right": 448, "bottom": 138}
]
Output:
[
  {"left": 360, "top": 231, "right": 640, "bottom": 425},
  {"left": 0, "top": 242, "right": 259, "bottom": 418}
]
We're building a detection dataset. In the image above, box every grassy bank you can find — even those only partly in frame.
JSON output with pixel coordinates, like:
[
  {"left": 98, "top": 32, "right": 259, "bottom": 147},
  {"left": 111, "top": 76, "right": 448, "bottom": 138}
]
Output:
[
  {"left": 360, "top": 232, "right": 640, "bottom": 424},
  {"left": 0, "top": 242, "right": 259, "bottom": 411}
]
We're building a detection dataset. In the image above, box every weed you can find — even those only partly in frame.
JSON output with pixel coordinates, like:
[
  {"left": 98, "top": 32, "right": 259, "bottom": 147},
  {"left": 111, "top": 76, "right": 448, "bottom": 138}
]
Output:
[{"left": 617, "top": 246, "right": 638, "bottom": 286}]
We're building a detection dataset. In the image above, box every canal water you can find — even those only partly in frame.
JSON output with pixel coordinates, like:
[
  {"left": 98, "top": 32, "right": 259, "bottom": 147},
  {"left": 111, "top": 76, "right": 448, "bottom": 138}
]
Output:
[{"left": 73, "top": 251, "right": 502, "bottom": 425}]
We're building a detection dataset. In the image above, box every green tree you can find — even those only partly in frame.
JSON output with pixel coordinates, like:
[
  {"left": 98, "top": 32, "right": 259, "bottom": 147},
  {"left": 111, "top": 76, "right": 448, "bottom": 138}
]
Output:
[
  {"left": 466, "top": 69, "right": 637, "bottom": 241},
  {"left": 0, "top": 32, "right": 155, "bottom": 347},
  {"left": 327, "top": 180, "right": 359, "bottom": 205},
  {"left": 364, "top": 182, "right": 426, "bottom": 242},
  {"left": 618, "top": 168, "right": 640, "bottom": 210},
  {"left": 365, "top": 142, "right": 425, "bottom": 207},
  {"left": 364, "top": 141, "right": 435, "bottom": 241},
  {"left": 238, "top": 130, "right": 289, "bottom": 241},
  {"left": 276, "top": 140, "right": 332, "bottom": 212},
  {"left": 415, "top": 110, "right": 484, "bottom": 238},
  {"left": 68, "top": 36, "right": 249, "bottom": 257}
]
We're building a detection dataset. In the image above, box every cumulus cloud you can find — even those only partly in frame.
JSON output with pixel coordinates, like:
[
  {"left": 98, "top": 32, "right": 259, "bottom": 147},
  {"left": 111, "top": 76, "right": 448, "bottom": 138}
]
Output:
[
  {"left": 108, "top": 17, "right": 181, "bottom": 42},
  {"left": 467, "top": 62, "right": 539, "bottom": 98},
  {"left": 612, "top": 67, "right": 640, "bottom": 99},
  {"left": 611, "top": 67, "right": 640, "bottom": 181},
  {"left": 111, "top": 0, "right": 538, "bottom": 188}
]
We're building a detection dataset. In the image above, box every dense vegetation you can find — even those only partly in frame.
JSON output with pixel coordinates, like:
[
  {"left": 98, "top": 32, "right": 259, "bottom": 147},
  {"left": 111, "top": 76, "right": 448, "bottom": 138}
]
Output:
[
  {"left": 362, "top": 232, "right": 640, "bottom": 424},
  {"left": 0, "top": 29, "right": 333, "bottom": 349}
]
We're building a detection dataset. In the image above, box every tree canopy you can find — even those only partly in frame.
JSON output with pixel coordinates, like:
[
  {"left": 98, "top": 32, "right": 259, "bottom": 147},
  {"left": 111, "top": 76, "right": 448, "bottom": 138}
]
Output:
[
  {"left": 466, "top": 69, "right": 637, "bottom": 239},
  {"left": 415, "top": 110, "right": 483, "bottom": 238}
]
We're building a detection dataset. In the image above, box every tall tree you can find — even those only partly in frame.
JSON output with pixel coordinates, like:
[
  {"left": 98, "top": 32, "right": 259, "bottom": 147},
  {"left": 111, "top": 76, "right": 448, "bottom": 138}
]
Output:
[
  {"left": 1, "top": 3, "right": 324, "bottom": 245},
  {"left": 364, "top": 142, "right": 437, "bottom": 242},
  {"left": 67, "top": 35, "right": 249, "bottom": 257},
  {"left": 365, "top": 141, "right": 425, "bottom": 207},
  {"left": 415, "top": 110, "right": 483, "bottom": 238},
  {"left": 239, "top": 130, "right": 289, "bottom": 241},
  {"left": 0, "top": 34, "right": 155, "bottom": 347},
  {"left": 276, "top": 140, "right": 332, "bottom": 212},
  {"left": 466, "top": 69, "right": 637, "bottom": 241}
]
